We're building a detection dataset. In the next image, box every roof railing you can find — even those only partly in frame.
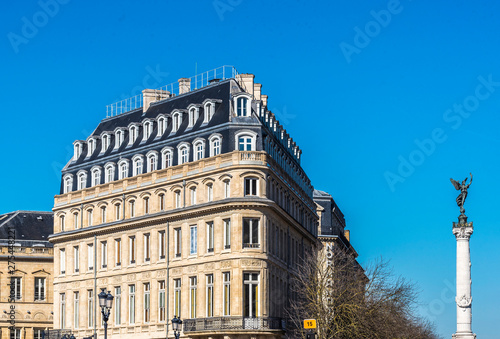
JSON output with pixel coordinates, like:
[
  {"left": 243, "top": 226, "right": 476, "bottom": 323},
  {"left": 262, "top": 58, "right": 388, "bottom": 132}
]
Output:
[{"left": 106, "top": 65, "right": 238, "bottom": 118}]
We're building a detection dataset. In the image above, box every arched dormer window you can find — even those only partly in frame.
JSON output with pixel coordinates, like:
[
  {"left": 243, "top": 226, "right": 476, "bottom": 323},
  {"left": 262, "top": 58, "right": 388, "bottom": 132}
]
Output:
[
  {"left": 208, "top": 133, "right": 222, "bottom": 157},
  {"left": 203, "top": 99, "right": 220, "bottom": 123},
  {"left": 187, "top": 105, "right": 200, "bottom": 128},
  {"left": 128, "top": 124, "right": 140, "bottom": 145},
  {"left": 114, "top": 128, "right": 126, "bottom": 150},
  {"left": 77, "top": 170, "right": 88, "bottom": 190},
  {"left": 73, "top": 141, "right": 85, "bottom": 161},
  {"left": 86, "top": 136, "right": 99, "bottom": 158},
  {"left": 172, "top": 111, "right": 183, "bottom": 133},
  {"left": 142, "top": 119, "right": 153, "bottom": 142},
  {"left": 177, "top": 142, "right": 190, "bottom": 165},
  {"left": 146, "top": 151, "right": 158, "bottom": 172},
  {"left": 192, "top": 138, "right": 206, "bottom": 161},
  {"left": 157, "top": 115, "right": 167, "bottom": 137},
  {"left": 233, "top": 93, "right": 252, "bottom": 117},
  {"left": 161, "top": 147, "right": 173, "bottom": 169},
  {"left": 235, "top": 130, "right": 257, "bottom": 151},
  {"left": 104, "top": 163, "right": 116, "bottom": 183},
  {"left": 90, "top": 166, "right": 102, "bottom": 187},
  {"left": 118, "top": 159, "right": 130, "bottom": 180},
  {"left": 101, "top": 132, "right": 112, "bottom": 153},
  {"left": 63, "top": 174, "right": 73, "bottom": 193},
  {"left": 132, "top": 154, "right": 144, "bottom": 176}
]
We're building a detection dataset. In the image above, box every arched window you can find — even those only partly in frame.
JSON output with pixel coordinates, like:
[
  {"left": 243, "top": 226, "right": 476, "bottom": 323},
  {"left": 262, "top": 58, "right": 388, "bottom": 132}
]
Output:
[
  {"left": 157, "top": 116, "right": 167, "bottom": 137},
  {"left": 132, "top": 155, "right": 144, "bottom": 176},
  {"left": 60, "top": 215, "right": 65, "bottom": 232},
  {"left": 237, "top": 97, "right": 247, "bottom": 116},
  {"left": 235, "top": 130, "right": 257, "bottom": 151},
  {"left": 101, "top": 133, "right": 111, "bottom": 153},
  {"left": 146, "top": 151, "right": 158, "bottom": 172},
  {"left": 190, "top": 187, "right": 197, "bottom": 205},
  {"left": 87, "top": 209, "right": 93, "bottom": 226},
  {"left": 177, "top": 143, "right": 190, "bottom": 165},
  {"left": 118, "top": 159, "right": 129, "bottom": 180},
  {"left": 143, "top": 197, "right": 150, "bottom": 214},
  {"left": 192, "top": 138, "right": 205, "bottom": 161},
  {"left": 129, "top": 125, "right": 139, "bottom": 145},
  {"left": 172, "top": 112, "right": 183, "bottom": 132},
  {"left": 101, "top": 206, "right": 107, "bottom": 223},
  {"left": 63, "top": 174, "right": 73, "bottom": 194},
  {"left": 206, "top": 183, "right": 213, "bottom": 202},
  {"left": 87, "top": 137, "right": 97, "bottom": 157},
  {"left": 143, "top": 120, "right": 153, "bottom": 141},
  {"left": 188, "top": 107, "right": 199, "bottom": 128},
  {"left": 91, "top": 167, "right": 102, "bottom": 187},
  {"left": 115, "top": 129, "right": 125, "bottom": 149},
  {"left": 73, "top": 141, "right": 84, "bottom": 160},
  {"left": 104, "top": 163, "right": 115, "bottom": 183},
  {"left": 204, "top": 102, "right": 214, "bottom": 122},
  {"left": 209, "top": 134, "right": 222, "bottom": 157},
  {"left": 161, "top": 147, "right": 173, "bottom": 169},
  {"left": 158, "top": 194, "right": 165, "bottom": 211},
  {"left": 73, "top": 212, "right": 79, "bottom": 229},
  {"left": 223, "top": 179, "right": 230, "bottom": 198},
  {"left": 77, "top": 171, "right": 87, "bottom": 190},
  {"left": 174, "top": 190, "right": 181, "bottom": 208}
]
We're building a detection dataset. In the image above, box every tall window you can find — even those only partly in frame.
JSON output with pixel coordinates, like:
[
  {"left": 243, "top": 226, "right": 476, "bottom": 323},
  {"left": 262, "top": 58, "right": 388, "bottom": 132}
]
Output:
[
  {"left": 162, "top": 150, "right": 172, "bottom": 168},
  {"left": 144, "top": 283, "right": 150, "bottom": 323},
  {"left": 129, "top": 236, "right": 136, "bottom": 264},
  {"left": 157, "top": 117, "right": 166, "bottom": 136},
  {"left": 244, "top": 178, "right": 258, "bottom": 196},
  {"left": 60, "top": 249, "right": 66, "bottom": 275},
  {"left": 206, "top": 222, "right": 214, "bottom": 253},
  {"left": 224, "top": 219, "right": 231, "bottom": 249},
  {"left": 10, "top": 329, "right": 21, "bottom": 339},
  {"left": 243, "top": 218, "right": 259, "bottom": 248},
  {"left": 175, "top": 190, "right": 181, "bottom": 208},
  {"left": 115, "top": 203, "right": 121, "bottom": 220},
  {"left": 144, "top": 233, "right": 150, "bottom": 262},
  {"left": 179, "top": 145, "right": 189, "bottom": 164},
  {"left": 129, "top": 200, "right": 135, "bottom": 217},
  {"left": 129, "top": 126, "right": 138, "bottom": 144},
  {"left": 207, "top": 183, "right": 213, "bottom": 202},
  {"left": 60, "top": 293, "right": 66, "bottom": 328},
  {"left": 64, "top": 175, "right": 73, "bottom": 193},
  {"left": 87, "top": 209, "right": 93, "bottom": 226},
  {"left": 224, "top": 179, "right": 230, "bottom": 198},
  {"left": 74, "top": 212, "right": 79, "bottom": 229},
  {"left": 74, "top": 246, "right": 79, "bottom": 273},
  {"left": 105, "top": 164, "right": 115, "bottom": 183},
  {"left": 34, "top": 277, "right": 45, "bottom": 301},
  {"left": 143, "top": 121, "right": 152, "bottom": 140},
  {"left": 159, "top": 281, "right": 166, "bottom": 322},
  {"left": 133, "top": 157, "right": 143, "bottom": 176},
  {"left": 92, "top": 168, "right": 101, "bottom": 186},
  {"left": 206, "top": 274, "right": 214, "bottom": 317},
  {"left": 115, "top": 239, "right": 121, "bottom": 266},
  {"left": 88, "top": 290, "right": 94, "bottom": 327},
  {"left": 129, "top": 285, "right": 136, "bottom": 324},
  {"left": 159, "top": 194, "right": 165, "bottom": 210},
  {"left": 159, "top": 231, "right": 166, "bottom": 259},
  {"left": 101, "top": 134, "right": 110, "bottom": 152},
  {"left": 194, "top": 141, "right": 204, "bottom": 161},
  {"left": 237, "top": 97, "right": 248, "bottom": 116},
  {"left": 101, "top": 206, "right": 106, "bottom": 223},
  {"left": 11, "top": 277, "right": 21, "bottom": 300},
  {"left": 119, "top": 161, "right": 128, "bottom": 179},
  {"left": 147, "top": 153, "right": 157, "bottom": 172},
  {"left": 174, "top": 228, "right": 182, "bottom": 258},
  {"left": 74, "top": 292, "right": 79, "bottom": 328},
  {"left": 115, "top": 130, "right": 124, "bottom": 148},
  {"left": 144, "top": 197, "right": 150, "bottom": 214},
  {"left": 60, "top": 215, "right": 65, "bottom": 232},
  {"left": 174, "top": 279, "right": 181, "bottom": 316},
  {"left": 101, "top": 241, "right": 107, "bottom": 268},
  {"left": 223, "top": 272, "right": 231, "bottom": 316},
  {"left": 78, "top": 172, "right": 87, "bottom": 190},
  {"left": 190, "top": 187, "right": 197, "bottom": 205},
  {"left": 190, "top": 226, "right": 197, "bottom": 255},
  {"left": 189, "top": 277, "right": 197, "bottom": 319},
  {"left": 209, "top": 135, "right": 221, "bottom": 156},
  {"left": 115, "top": 287, "right": 121, "bottom": 325},
  {"left": 172, "top": 113, "right": 182, "bottom": 132},
  {"left": 243, "top": 273, "right": 259, "bottom": 317},
  {"left": 88, "top": 244, "right": 94, "bottom": 271}
]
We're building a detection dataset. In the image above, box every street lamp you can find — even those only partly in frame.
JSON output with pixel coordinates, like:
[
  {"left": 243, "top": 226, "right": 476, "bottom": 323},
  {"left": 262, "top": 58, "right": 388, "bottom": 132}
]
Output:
[
  {"left": 171, "top": 315, "right": 182, "bottom": 339},
  {"left": 98, "top": 288, "right": 114, "bottom": 339}
]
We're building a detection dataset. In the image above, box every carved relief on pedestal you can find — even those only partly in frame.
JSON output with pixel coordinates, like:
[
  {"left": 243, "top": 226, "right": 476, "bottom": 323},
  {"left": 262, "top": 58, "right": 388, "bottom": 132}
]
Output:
[
  {"left": 221, "top": 260, "right": 232, "bottom": 268},
  {"left": 452, "top": 226, "right": 473, "bottom": 240},
  {"left": 242, "top": 259, "right": 261, "bottom": 267},
  {"left": 456, "top": 294, "right": 472, "bottom": 308},
  {"left": 142, "top": 271, "right": 151, "bottom": 279},
  {"left": 127, "top": 274, "right": 136, "bottom": 282}
]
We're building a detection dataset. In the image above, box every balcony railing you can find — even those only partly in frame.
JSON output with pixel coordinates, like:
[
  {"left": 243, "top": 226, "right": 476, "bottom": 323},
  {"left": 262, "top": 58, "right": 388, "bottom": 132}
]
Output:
[{"left": 183, "top": 317, "right": 285, "bottom": 333}]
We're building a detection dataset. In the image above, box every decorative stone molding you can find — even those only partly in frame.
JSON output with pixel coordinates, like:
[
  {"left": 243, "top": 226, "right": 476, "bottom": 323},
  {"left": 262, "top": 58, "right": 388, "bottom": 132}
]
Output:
[
  {"left": 456, "top": 294, "right": 472, "bottom": 308},
  {"left": 452, "top": 226, "right": 473, "bottom": 240}
]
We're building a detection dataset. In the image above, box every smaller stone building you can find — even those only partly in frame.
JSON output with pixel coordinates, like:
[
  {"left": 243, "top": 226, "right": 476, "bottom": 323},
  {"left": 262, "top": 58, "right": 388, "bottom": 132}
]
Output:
[{"left": 0, "top": 211, "right": 54, "bottom": 339}]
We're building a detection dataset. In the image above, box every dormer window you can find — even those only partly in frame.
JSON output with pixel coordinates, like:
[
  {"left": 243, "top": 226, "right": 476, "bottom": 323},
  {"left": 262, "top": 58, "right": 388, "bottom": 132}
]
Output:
[
  {"left": 233, "top": 93, "right": 252, "bottom": 117},
  {"left": 142, "top": 120, "right": 153, "bottom": 142},
  {"left": 118, "top": 159, "right": 129, "bottom": 180},
  {"left": 91, "top": 166, "right": 102, "bottom": 186},
  {"left": 128, "top": 125, "right": 139, "bottom": 145},
  {"left": 235, "top": 130, "right": 257, "bottom": 151},
  {"left": 87, "top": 137, "right": 98, "bottom": 157},
  {"left": 146, "top": 151, "right": 158, "bottom": 172},
  {"left": 63, "top": 174, "right": 73, "bottom": 193},
  {"left": 132, "top": 155, "right": 144, "bottom": 176},
  {"left": 187, "top": 105, "right": 200, "bottom": 128},
  {"left": 101, "top": 133, "right": 111, "bottom": 153},
  {"left": 192, "top": 138, "right": 205, "bottom": 161},
  {"left": 114, "top": 129, "right": 125, "bottom": 149},
  {"left": 209, "top": 134, "right": 222, "bottom": 157},
  {"left": 237, "top": 98, "right": 247, "bottom": 116},
  {"left": 73, "top": 141, "right": 84, "bottom": 161},
  {"left": 172, "top": 112, "right": 183, "bottom": 133},
  {"left": 161, "top": 147, "right": 173, "bottom": 168},
  {"left": 177, "top": 143, "right": 190, "bottom": 164},
  {"left": 77, "top": 170, "right": 87, "bottom": 190},
  {"left": 157, "top": 116, "right": 167, "bottom": 137},
  {"left": 104, "top": 163, "right": 115, "bottom": 183},
  {"left": 204, "top": 102, "right": 214, "bottom": 123}
]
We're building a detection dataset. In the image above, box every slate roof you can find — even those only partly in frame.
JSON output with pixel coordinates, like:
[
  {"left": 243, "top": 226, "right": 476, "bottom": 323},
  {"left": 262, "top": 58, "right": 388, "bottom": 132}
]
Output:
[{"left": 0, "top": 211, "right": 53, "bottom": 245}]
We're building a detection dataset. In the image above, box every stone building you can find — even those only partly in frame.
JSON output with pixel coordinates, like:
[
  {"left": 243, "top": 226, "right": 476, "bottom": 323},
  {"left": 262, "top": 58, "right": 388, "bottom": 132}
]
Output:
[
  {"left": 0, "top": 211, "right": 54, "bottom": 339},
  {"left": 50, "top": 67, "right": 319, "bottom": 339}
]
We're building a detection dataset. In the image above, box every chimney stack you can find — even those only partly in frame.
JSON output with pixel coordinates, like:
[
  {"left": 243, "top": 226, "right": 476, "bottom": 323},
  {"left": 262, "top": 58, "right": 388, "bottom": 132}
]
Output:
[
  {"left": 178, "top": 78, "right": 191, "bottom": 94},
  {"left": 253, "top": 83, "right": 262, "bottom": 101},
  {"left": 142, "top": 89, "right": 170, "bottom": 113},
  {"left": 236, "top": 74, "right": 255, "bottom": 96}
]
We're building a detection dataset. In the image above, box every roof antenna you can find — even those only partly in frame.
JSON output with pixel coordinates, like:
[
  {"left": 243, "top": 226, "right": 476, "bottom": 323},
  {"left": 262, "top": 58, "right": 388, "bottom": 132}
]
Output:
[{"left": 195, "top": 62, "right": 197, "bottom": 76}]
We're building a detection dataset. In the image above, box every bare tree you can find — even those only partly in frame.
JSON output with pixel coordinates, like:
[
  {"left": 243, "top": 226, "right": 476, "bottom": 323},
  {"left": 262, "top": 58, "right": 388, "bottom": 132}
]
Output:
[{"left": 288, "top": 243, "right": 440, "bottom": 339}]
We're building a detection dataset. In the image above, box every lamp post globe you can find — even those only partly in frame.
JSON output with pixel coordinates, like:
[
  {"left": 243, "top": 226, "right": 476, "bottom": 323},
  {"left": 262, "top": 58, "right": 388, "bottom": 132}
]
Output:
[
  {"left": 171, "top": 316, "right": 182, "bottom": 339},
  {"left": 99, "top": 288, "right": 113, "bottom": 339}
]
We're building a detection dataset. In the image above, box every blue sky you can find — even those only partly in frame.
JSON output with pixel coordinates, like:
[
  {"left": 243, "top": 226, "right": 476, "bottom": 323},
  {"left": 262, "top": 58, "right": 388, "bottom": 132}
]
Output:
[{"left": 2, "top": 0, "right": 499, "bottom": 337}]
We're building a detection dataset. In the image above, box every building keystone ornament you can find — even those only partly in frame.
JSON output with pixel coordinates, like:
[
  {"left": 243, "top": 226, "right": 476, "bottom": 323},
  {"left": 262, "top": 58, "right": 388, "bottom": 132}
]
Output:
[{"left": 450, "top": 173, "right": 476, "bottom": 339}]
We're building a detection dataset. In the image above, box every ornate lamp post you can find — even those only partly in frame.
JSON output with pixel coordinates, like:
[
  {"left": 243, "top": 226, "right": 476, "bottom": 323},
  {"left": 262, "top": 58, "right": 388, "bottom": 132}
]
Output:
[
  {"left": 171, "top": 315, "right": 182, "bottom": 339},
  {"left": 98, "top": 288, "right": 114, "bottom": 339}
]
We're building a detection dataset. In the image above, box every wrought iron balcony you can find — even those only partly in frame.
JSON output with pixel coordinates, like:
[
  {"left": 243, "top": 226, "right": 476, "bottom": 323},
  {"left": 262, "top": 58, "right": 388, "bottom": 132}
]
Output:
[{"left": 183, "top": 317, "right": 285, "bottom": 333}]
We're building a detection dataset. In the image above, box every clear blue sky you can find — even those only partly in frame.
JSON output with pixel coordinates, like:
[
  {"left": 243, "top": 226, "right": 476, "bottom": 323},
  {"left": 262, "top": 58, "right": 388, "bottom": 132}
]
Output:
[{"left": 2, "top": 0, "right": 499, "bottom": 337}]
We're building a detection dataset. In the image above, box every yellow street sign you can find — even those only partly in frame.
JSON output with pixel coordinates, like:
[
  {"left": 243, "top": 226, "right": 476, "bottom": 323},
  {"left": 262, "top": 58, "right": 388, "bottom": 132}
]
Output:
[{"left": 304, "top": 319, "right": 317, "bottom": 329}]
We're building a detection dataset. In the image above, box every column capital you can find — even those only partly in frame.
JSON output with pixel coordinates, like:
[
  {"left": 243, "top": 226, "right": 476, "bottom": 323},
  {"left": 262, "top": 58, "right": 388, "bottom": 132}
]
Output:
[{"left": 453, "top": 225, "right": 473, "bottom": 240}]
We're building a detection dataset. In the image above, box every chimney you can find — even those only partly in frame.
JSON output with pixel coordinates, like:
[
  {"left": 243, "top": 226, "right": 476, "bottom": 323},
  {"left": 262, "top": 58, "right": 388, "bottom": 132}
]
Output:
[
  {"left": 142, "top": 89, "right": 170, "bottom": 113},
  {"left": 253, "top": 83, "right": 262, "bottom": 101},
  {"left": 178, "top": 78, "right": 191, "bottom": 94},
  {"left": 261, "top": 94, "right": 268, "bottom": 107},
  {"left": 344, "top": 230, "right": 350, "bottom": 242},
  {"left": 236, "top": 74, "right": 254, "bottom": 96}
]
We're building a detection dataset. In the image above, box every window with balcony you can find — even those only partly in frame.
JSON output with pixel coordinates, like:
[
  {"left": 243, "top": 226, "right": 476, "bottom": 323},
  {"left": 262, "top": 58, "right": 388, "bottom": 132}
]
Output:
[
  {"left": 159, "top": 281, "right": 166, "bottom": 321},
  {"left": 206, "top": 274, "right": 214, "bottom": 317},
  {"left": 174, "top": 279, "right": 181, "bottom": 317},
  {"left": 144, "top": 283, "right": 150, "bottom": 323},
  {"left": 189, "top": 276, "right": 197, "bottom": 319},
  {"left": 223, "top": 272, "right": 231, "bottom": 316},
  {"left": 243, "top": 273, "right": 259, "bottom": 317}
]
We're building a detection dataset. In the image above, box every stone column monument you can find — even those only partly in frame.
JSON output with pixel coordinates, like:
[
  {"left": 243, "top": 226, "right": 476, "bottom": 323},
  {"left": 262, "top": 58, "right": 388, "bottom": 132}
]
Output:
[{"left": 450, "top": 173, "right": 476, "bottom": 339}]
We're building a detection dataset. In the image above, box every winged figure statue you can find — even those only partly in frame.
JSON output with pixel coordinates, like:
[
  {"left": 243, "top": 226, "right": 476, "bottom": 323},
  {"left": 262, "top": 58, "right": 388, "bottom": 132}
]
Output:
[{"left": 450, "top": 173, "right": 473, "bottom": 215}]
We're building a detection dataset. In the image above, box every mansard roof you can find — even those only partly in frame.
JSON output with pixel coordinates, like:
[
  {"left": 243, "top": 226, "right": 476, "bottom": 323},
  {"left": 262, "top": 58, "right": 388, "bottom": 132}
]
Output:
[{"left": 0, "top": 211, "right": 53, "bottom": 243}]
